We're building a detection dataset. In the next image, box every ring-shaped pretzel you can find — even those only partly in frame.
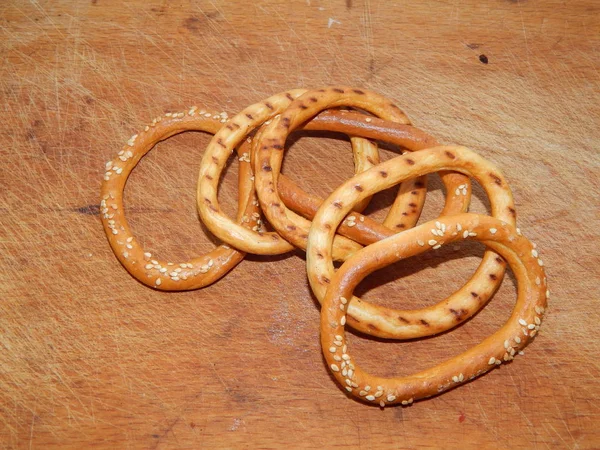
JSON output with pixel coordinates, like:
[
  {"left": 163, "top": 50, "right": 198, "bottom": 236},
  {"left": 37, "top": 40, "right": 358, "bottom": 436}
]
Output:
[
  {"left": 319, "top": 213, "right": 547, "bottom": 407},
  {"left": 100, "top": 109, "right": 258, "bottom": 290},
  {"left": 307, "top": 145, "right": 517, "bottom": 338},
  {"left": 196, "top": 89, "right": 420, "bottom": 260}
]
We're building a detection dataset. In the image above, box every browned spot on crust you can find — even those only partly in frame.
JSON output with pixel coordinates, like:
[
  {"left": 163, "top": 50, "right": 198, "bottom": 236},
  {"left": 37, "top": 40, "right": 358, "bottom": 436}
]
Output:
[
  {"left": 265, "top": 102, "right": 274, "bottom": 110},
  {"left": 309, "top": 97, "right": 318, "bottom": 103},
  {"left": 226, "top": 124, "right": 233, "bottom": 130},
  {"left": 272, "top": 144, "right": 283, "bottom": 150},
  {"left": 262, "top": 164, "right": 272, "bottom": 172},
  {"left": 324, "top": 224, "right": 332, "bottom": 230},
  {"left": 300, "top": 233, "right": 308, "bottom": 239},
  {"left": 231, "top": 122, "right": 241, "bottom": 129},
  {"left": 271, "top": 202, "right": 281, "bottom": 208},
  {"left": 285, "top": 93, "right": 294, "bottom": 101},
  {"left": 445, "top": 151, "right": 456, "bottom": 159},
  {"left": 366, "top": 156, "right": 376, "bottom": 165},
  {"left": 333, "top": 201, "right": 343, "bottom": 209},
  {"left": 408, "top": 202, "right": 417, "bottom": 207},
  {"left": 471, "top": 292, "right": 478, "bottom": 298},
  {"left": 316, "top": 252, "right": 324, "bottom": 259},
  {"left": 398, "top": 316, "right": 410, "bottom": 324},
  {"left": 317, "top": 89, "right": 326, "bottom": 92},
  {"left": 204, "top": 198, "right": 212, "bottom": 204},
  {"left": 490, "top": 173, "right": 503, "bottom": 186},
  {"left": 209, "top": 205, "right": 218, "bottom": 212},
  {"left": 405, "top": 158, "right": 415, "bottom": 165},
  {"left": 205, "top": 174, "right": 213, "bottom": 180},
  {"left": 411, "top": 190, "right": 418, "bottom": 195},
  {"left": 396, "top": 223, "right": 406, "bottom": 229},
  {"left": 286, "top": 225, "right": 296, "bottom": 231},
  {"left": 415, "top": 181, "right": 425, "bottom": 188},
  {"left": 495, "top": 256, "right": 505, "bottom": 264},
  {"left": 489, "top": 274, "right": 498, "bottom": 280},
  {"left": 211, "top": 156, "right": 219, "bottom": 164},
  {"left": 321, "top": 276, "right": 330, "bottom": 284},
  {"left": 508, "top": 206, "right": 516, "bottom": 217},
  {"left": 402, "top": 212, "right": 409, "bottom": 216},
  {"left": 420, "top": 319, "right": 430, "bottom": 326},
  {"left": 352, "top": 89, "right": 365, "bottom": 95},
  {"left": 367, "top": 324, "right": 380, "bottom": 333},
  {"left": 379, "top": 171, "right": 388, "bottom": 178},
  {"left": 299, "top": 104, "right": 308, "bottom": 110},
  {"left": 245, "top": 113, "right": 254, "bottom": 120},
  {"left": 354, "top": 184, "right": 364, "bottom": 192},
  {"left": 217, "top": 138, "right": 226, "bottom": 147},
  {"left": 332, "top": 88, "right": 345, "bottom": 93}
]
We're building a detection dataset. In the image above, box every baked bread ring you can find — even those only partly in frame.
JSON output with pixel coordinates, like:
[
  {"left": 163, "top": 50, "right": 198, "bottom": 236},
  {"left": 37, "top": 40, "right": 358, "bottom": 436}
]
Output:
[
  {"left": 319, "top": 213, "right": 547, "bottom": 407},
  {"left": 100, "top": 108, "right": 259, "bottom": 290},
  {"left": 196, "top": 89, "right": 419, "bottom": 260},
  {"left": 307, "top": 144, "right": 517, "bottom": 338}
]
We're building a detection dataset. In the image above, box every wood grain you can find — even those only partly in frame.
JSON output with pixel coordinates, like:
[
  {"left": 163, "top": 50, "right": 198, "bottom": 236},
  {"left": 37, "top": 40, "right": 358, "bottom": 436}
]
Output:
[{"left": 1, "top": 0, "right": 599, "bottom": 448}]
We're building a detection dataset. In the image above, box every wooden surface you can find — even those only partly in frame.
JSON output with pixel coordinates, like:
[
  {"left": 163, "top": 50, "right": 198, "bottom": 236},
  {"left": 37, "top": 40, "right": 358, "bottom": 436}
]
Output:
[{"left": 1, "top": 1, "right": 599, "bottom": 448}]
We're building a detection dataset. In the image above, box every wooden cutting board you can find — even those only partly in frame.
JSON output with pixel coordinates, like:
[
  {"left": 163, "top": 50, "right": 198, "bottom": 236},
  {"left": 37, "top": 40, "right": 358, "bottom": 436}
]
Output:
[{"left": 1, "top": 1, "right": 599, "bottom": 448}]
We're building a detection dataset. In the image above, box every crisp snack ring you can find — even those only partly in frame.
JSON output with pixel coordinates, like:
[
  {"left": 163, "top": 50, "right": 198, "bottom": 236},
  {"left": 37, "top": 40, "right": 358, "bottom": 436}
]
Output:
[
  {"left": 307, "top": 146, "right": 516, "bottom": 339},
  {"left": 320, "top": 213, "right": 547, "bottom": 407},
  {"left": 100, "top": 108, "right": 259, "bottom": 290},
  {"left": 197, "top": 89, "right": 424, "bottom": 260}
]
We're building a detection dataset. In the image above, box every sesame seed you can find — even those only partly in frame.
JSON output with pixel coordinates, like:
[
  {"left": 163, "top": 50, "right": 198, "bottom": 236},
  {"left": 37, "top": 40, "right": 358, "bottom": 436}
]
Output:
[
  {"left": 456, "top": 223, "right": 462, "bottom": 231},
  {"left": 374, "top": 391, "right": 383, "bottom": 398},
  {"left": 527, "top": 324, "right": 536, "bottom": 330},
  {"left": 364, "top": 385, "right": 371, "bottom": 392},
  {"left": 532, "top": 249, "right": 538, "bottom": 258},
  {"left": 330, "top": 364, "right": 339, "bottom": 372},
  {"left": 333, "top": 340, "right": 342, "bottom": 346},
  {"left": 515, "top": 337, "right": 521, "bottom": 344},
  {"left": 145, "top": 264, "right": 153, "bottom": 269},
  {"left": 155, "top": 278, "right": 162, "bottom": 286},
  {"left": 365, "top": 117, "right": 372, "bottom": 123},
  {"left": 345, "top": 379, "right": 352, "bottom": 386},
  {"left": 546, "top": 290, "right": 550, "bottom": 299},
  {"left": 469, "top": 232, "right": 477, "bottom": 237},
  {"left": 339, "top": 304, "right": 345, "bottom": 311},
  {"left": 455, "top": 188, "right": 460, "bottom": 196},
  {"left": 488, "top": 357, "right": 496, "bottom": 365},
  {"left": 112, "top": 229, "right": 118, "bottom": 235},
  {"left": 342, "top": 354, "right": 350, "bottom": 360},
  {"left": 428, "top": 239, "right": 437, "bottom": 246},
  {"left": 144, "top": 252, "right": 151, "bottom": 258},
  {"left": 538, "top": 259, "right": 544, "bottom": 266},
  {"left": 347, "top": 221, "right": 356, "bottom": 227},
  {"left": 534, "top": 317, "right": 541, "bottom": 325},
  {"left": 380, "top": 401, "right": 385, "bottom": 407},
  {"left": 387, "top": 395, "right": 396, "bottom": 402},
  {"left": 335, "top": 335, "right": 343, "bottom": 341},
  {"left": 160, "top": 268, "right": 167, "bottom": 273},
  {"left": 490, "top": 228, "right": 497, "bottom": 234},
  {"left": 518, "top": 319, "right": 527, "bottom": 326},
  {"left": 504, "top": 340, "right": 510, "bottom": 349},
  {"left": 535, "top": 277, "right": 541, "bottom": 285},
  {"left": 345, "top": 386, "right": 352, "bottom": 392},
  {"left": 463, "top": 230, "right": 469, "bottom": 239},
  {"left": 171, "top": 277, "right": 180, "bottom": 281},
  {"left": 340, "top": 296, "right": 348, "bottom": 304},
  {"left": 351, "top": 381, "right": 358, "bottom": 388},
  {"left": 333, "top": 355, "right": 342, "bottom": 361},
  {"left": 348, "top": 369, "right": 354, "bottom": 378},
  {"left": 452, "top": 376, "right": 459, "bottom": 382},
  {"left": 459, "top": 373, "right": 464, "bottom": 382},
  {"left": 518, "top": 351, "right": 525, "bottom": 356},
  {"left": 342, "top": 368, "right": 348, "bottom": 376},
  {"left": 359, "top": 390, "right": 367, "bottom": 396},
  {"left": 417, "top": 240, "right": 425, "bottom": 246},
  {"left": 516, "top": 228, "right": 522, "bottom": 236},
  {"left": 433, "top": 244, "right": 442, "bottom": 249},
  {"left": 366, "top": 395, "right": 375, "bottom": 401},
  {"left": 340, "top": 316, "right": 346, "bottom": 325},
  {"left": 342, "top": 345, "right": 347, "bottom": 353},
  {"left": 329, "top": 347, "right": 336, "bottom": 353}
]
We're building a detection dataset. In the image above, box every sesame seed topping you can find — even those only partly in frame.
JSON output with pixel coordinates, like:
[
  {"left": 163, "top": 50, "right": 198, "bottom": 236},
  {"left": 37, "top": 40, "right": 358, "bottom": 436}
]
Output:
[
  {"left": 535, "top": 277, "right": 541, "bottom": 285},
  {"left": 359, "top": 390, "right": 367, "bottom": 396},
  {"left": 488, "top": 357, "right": 496, "bottom": 365},
  {"left": 365, "top": 117, "right": 372, "bottom": 123},
  {"left": 364, "top": 385, "right": 371, "bottom": 392},
  {"left": 519, "top": 319, "right": 527, "bottom": 326},
  {"left": 145, "top": 264, "right": 153, "bottom": 269},
  {"left": 516, "top": 228, "right": 522, "bottom": 236},
  {"left": 490, "top": 228, "right": 497, "bottom": 234},
  {"left": 463, "top": 230, "right": 469, "bottom": 239},
  {"left": 333, "top": 355, "right": 342, "bottom": 361},
  {"left": 144, "top": 252, "right": 151, "bottom": 258},
  {"left": 428, "top": 239, "right": 437, "bottom": 246},
  {"left": 155, "top": 278, "right": 162, "bottom": 286},
  {"left": 456, "top": 223, "right": 462, "bottom": 231},
  {"left": 345, "top": 386, "right": 352, "bottom": 392},
  {"left": 330, "top": 364, "right": 339, "bottom": 372},
  {"left": 527, "top": 324, "right": 536, "bottom": 330},
  {"left": 387, "top": 395, "right": 396, "bottom": 402},
  {"left": 546, "top": 289, "right": 550, "bottom": 298},
  {"left": 340, "top": 296, "right": 348, "bottom": 304},
  {"left": 535, "top": 316, "right": 541, "bottom": 325},
  {"left": 417, "top": 240, "right": 425, "bottom": 246},
  {"left": 380, "top": 401, "right": 385, "bottom": 407},
  {"left": 532, "top": 249, "right": 538, "bottom": 258},
  {"left": 340, "top": 316, "right": 346, "bottom": 325},
  {"left": 515, "top": 337, "right": 521, "bottom": 344},
  {"left": 329, "top": 347, "right": 336, "bottom": 353},
  {"left": 335, "top": 335, "right": 343, "bottom": 341},
  {"left": 366, "top": 395, "right": 375, "bottom": 401},
  {"left": 538, "top": 259, "right": 544, "bottom": 266},
  {"left": 433, "top": 244, "right": 442, "bottom": 249}
]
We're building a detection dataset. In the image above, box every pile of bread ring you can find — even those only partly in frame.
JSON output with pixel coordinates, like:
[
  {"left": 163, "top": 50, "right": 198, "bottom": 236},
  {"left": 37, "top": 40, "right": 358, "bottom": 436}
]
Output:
[{"left": 101, "top": 86, "right": 548, "bottom": 407}]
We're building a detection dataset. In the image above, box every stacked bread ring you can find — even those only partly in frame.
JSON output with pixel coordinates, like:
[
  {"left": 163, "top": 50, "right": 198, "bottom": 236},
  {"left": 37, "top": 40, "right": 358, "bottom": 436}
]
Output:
[{"left": 100, "top": 86, "right": 548, "bottom": 407}]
